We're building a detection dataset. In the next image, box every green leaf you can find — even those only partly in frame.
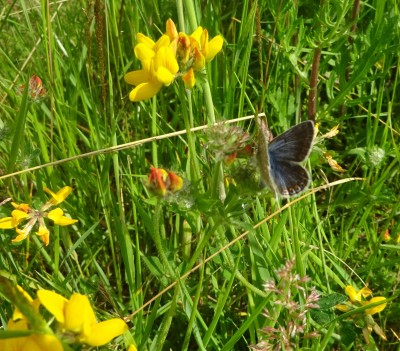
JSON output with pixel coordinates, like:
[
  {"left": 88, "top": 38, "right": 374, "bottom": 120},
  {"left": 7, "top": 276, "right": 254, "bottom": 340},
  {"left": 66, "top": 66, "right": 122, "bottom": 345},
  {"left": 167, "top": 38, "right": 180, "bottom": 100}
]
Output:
[{"left": 317, "top": 293, "right": 348, "bottom": 309}]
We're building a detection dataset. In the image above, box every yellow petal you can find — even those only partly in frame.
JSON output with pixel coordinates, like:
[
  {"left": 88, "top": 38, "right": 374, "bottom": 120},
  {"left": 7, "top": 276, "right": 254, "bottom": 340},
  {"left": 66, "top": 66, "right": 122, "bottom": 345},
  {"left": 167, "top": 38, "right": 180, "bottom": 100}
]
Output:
[
  {"left": 166, "top": 18, "right": 178, "bottom": 40},
  {"left": 81, "top": 319, "right": 128, "bottom": 346},
  {"left": 13, "top": 286, "right": 37, "bottom": 321},
  {"left": 193, "top": 46, "right": 205, "bottom": 71},
  {"left": 156, "top": 66, "right": 175, "bottom": 85},
  {"left": 363, "top": 297, "right": 387, "bottom": 315},
  {"left": 134, "top": 43, "right": 155, "bottom": 63},
  {"left": 11, "top": 203, "right": 30, "bottom": 212},
  {"left": 64, "top": 293, "right": 96, "bottom": 333},
  {"left": 136, "top": 33, "right": 155, "bottom": 48},
  {"left": 36, "top": 225, "right": 50, "bottom": 246},
  {"left": 129, "top": 82, "right": 162, "bottom": 101},
  {"left": 37, "top": 290, "right": 68, "bottom": 323},
  {"left": 322, "top": 125, "right": 340, "bottom": 139},
  {"left": 153, "top": 34, "right": 170, "bottom": 52},
  {"left": 200, "top": 29, "right": 209, "bottom": 51},
  {"left": 44, "top": 186, "right": 73, "bottom": 206},
  {"left": 205, "top": 35, "right": 223, "bottom": 62},
  {"left": 11, "top": 210, "right": 30, "bottom": 225},
  {"left": 190, "top": 26, "right": 203, "bottom": 43},
  {"left": 165, "top": 47, "right": 179, "bottom": 74},
  {"left": 345, "top": 285, "right": 360, "bottom": 302},
  {"left": 31, "top": 334, "right": 64, "bottom": 351},
  {"left": 182, "top": 68, "right": 196, "bottom": 89},
  {"left": 12, "top": 227, "right": 31, "bottom": 243},
  {"left": 124, "top": 70, "right": 150, "bottom": 86},
  {"left": 336, "top": 304, "right": 351, "bottom": 312},
  {"left": 0, "top": 217, "right": 15, "bottom": 229},
  {"left": 167, "top": 171, "right": 183, "bottom": 192},
  {"left": 359, "top": 287, "right": 372, "bottom": 299},
  {"left": 154, "top": 47, "right": 179, "bottom": 76},
  {"left": 20, "top": 337, "right": 44, "bottom": 351},
  {"left": 48, "top": 208, "right": 78, "bottom": 226}
]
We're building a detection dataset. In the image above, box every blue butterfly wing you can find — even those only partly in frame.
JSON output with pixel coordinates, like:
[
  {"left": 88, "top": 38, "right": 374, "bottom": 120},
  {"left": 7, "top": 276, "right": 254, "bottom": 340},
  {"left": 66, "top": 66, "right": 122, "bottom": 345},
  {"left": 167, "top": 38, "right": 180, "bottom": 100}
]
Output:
[
  {"left": 268, "top": 159, "right": 311, "bottom": 197},
  {"left": 268, "top": 121, "right": 314, "bottom": 163},
  {"left": 267, "top": 121, "right": 314, "bottom": 197}
]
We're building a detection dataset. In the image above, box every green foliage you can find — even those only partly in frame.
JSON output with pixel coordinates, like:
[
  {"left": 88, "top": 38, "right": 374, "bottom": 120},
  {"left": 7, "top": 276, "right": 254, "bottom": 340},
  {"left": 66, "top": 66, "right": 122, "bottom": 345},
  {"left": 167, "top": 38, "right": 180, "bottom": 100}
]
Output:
[{"left": 0, "top": 0, "right": 399, "bottom": 350}]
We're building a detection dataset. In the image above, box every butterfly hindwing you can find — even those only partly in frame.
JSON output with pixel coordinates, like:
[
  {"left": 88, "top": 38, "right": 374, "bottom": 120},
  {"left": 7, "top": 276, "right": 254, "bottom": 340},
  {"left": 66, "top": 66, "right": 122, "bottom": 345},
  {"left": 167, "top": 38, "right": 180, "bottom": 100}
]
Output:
[{"left": 268, "top": 159, "right": 311, "bottom": 197}]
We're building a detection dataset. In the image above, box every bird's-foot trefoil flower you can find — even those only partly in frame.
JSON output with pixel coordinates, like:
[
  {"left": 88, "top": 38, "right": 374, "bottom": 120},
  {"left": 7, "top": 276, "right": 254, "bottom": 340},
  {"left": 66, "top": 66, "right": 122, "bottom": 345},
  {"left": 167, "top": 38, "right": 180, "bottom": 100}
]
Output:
[
  {"left": 167, "top": 19, "right": 223, "bottom": 88},
  {"left": 0, "top": 283, "right": 63, "bottom": 351},
  {"left": 0, "top": 317, "right": 63, "bottom": 351},
  {"left": 18, "top": 75, "right": 47, "bottom": 101},
  {"left": 37, "top": 290, "right": 128, "bottom": 347},
  {"left": 125, "top": 18, "right": 223, "bottom": 101},
  {"left": 145, "top": 167, "right": 183, "bottom": 197},
  {"left": 124, "top": 33, "right": 179, "bottom": 101},
  {"left": 0, "top": 186, "right": 78, "bottom": 246},
  {"left": 336, "top": 285, "right": 387, "bottom": 344}
]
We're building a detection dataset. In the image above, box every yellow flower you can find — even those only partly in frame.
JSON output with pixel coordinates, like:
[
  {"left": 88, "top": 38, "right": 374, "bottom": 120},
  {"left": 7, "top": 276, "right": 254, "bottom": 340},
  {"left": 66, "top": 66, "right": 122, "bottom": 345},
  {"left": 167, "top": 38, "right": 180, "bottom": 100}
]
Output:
[
  {"left": 190, "top": 26, "right": 223, "bottom": 64},
  {"left": 145, "top": 167, "right": 183, "bottom": 196},
  {"left": 124, "top": 34, "right": 179, "bottom": 101},
  {"left": 169, "top": 19, "right": 222, "bottom": 75},
  {"left": 0, "top": 285, "right": 63, "bottom": 351},
  {"left": 0, "top": 318, "right": 63, "bottom": 351},
  {"left": 336, "top": 285, "right": 387, "bottom": 343},
  {"left": 37, "top": 290, "right": 128, "bottom": 347},
  {"left": 0, "top": 186, "right": 78, "bottom": 246},
  {"left": 125, "top": 19, "right": 223, "bottom": 99},
  {"left": 345, "top": 285, "right": 372, "bottom": 303},
  {"left": 146, "top": 167, "right": 169, "bottom": 196}
]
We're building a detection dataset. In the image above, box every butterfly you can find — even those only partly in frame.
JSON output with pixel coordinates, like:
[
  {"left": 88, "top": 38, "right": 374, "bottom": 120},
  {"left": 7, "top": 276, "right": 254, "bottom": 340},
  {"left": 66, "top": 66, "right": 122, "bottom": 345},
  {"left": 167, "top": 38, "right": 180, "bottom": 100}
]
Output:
[{"left": 256, "top": 118, "right": 315, "bottom": 198}]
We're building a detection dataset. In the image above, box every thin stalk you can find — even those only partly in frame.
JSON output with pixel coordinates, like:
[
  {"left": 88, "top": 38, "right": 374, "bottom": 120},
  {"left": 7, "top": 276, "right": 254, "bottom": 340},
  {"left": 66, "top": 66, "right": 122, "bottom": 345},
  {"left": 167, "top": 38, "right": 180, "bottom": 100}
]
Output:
[
  {"left": 153, "top": 201, "right": 176, "bottom": 278},
  {"left": 180, "top": 88, "right": 201, "bottom": 182},
  {"left": 308, "top": 46, "right": 321, "bottom": 122},
  {"left": 151, "top": 96, "right": 158, "bottom": 167}
]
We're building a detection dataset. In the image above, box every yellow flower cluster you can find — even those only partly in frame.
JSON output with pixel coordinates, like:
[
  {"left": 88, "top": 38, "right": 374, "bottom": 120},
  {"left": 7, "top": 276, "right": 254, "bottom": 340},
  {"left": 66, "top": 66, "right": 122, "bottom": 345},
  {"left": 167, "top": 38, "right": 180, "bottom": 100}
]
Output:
[
  {"left": 145, "top": 167, "right": 183, "bottom": 196},
  {"left": 0, "top": 285, "right": 128, "bottom": 350},
  {"left": 336, "top": 285, "right": 387, "bottom": 343},
  {"left": 0, "top": 186, "right": 78, "bottom": 246},
  {"left": 124, "top": 19, "right": 223, "bottom": 101}
]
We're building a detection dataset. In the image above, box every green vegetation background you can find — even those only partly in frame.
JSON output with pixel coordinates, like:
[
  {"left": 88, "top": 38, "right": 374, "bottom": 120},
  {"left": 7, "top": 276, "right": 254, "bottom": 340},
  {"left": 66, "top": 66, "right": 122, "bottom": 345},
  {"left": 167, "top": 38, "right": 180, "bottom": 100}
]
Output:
[{"left": 0, "top": 0, "right": 399, "bottom": 350}]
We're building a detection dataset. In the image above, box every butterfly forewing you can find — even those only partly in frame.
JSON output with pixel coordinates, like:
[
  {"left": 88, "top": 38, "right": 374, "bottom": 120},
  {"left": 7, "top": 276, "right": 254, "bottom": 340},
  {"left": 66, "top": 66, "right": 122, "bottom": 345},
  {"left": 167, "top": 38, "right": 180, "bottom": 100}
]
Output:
[{"left": 268, "top": 121, "right": 314, "bottom": 163}]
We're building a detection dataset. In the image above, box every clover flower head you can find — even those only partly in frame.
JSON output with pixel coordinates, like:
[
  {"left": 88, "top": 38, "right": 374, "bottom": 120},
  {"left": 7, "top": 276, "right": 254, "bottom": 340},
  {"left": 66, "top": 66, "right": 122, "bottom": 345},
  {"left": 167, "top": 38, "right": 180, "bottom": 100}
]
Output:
[{"left": 205, "top": 124, "right": 253, "bottom": 163}]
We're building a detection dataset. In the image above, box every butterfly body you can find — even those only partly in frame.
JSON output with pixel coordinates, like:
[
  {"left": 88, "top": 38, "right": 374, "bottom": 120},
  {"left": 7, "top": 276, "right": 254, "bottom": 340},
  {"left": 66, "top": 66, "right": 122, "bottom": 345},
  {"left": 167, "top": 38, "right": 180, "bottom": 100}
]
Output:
[{"left": 256, "top": 119, "right": 314, "bottom": 198}]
